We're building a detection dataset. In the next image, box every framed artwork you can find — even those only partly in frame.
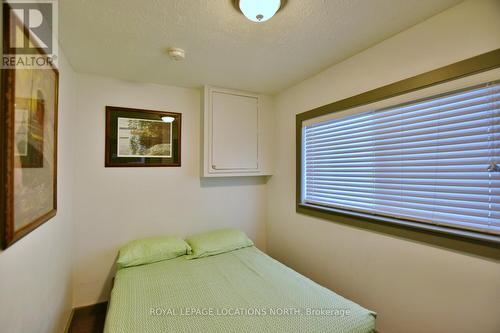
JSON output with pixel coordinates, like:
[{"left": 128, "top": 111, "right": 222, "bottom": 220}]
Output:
[
  {"left": 1, "top": 10, "right": 59, "bottom": 249},
  {"left": 105, "top": 106, "right": 181, "bottom": 167}
]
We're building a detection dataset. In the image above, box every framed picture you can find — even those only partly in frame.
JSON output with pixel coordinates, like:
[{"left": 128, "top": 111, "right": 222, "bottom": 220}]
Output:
[
  {"left": 1, "top": 9, "right": 59, "bottom": 249},
  {"left": 105, "top": 106, "right": 181, "bottom": 167}
]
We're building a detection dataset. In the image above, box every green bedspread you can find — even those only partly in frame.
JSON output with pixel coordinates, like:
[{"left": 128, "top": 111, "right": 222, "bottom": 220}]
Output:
[{"left": 104, "top": 247, "right": 376, "bottom": 333}]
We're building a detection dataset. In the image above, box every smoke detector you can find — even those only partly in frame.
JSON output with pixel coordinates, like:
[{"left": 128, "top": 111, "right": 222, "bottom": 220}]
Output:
[{"left": 167, "top": 47, "right": 186, "bottom": 61}]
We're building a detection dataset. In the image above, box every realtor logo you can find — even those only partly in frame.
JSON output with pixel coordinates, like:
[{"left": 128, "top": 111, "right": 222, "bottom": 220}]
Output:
[{"left": 2, "top": 0, "right": 58, "bottom": 68}]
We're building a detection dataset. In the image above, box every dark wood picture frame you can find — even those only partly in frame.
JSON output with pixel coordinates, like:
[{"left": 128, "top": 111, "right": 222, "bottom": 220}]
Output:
[
  {"left": 105, "top": 106, "right": 182, "bottom": 167},
  {"left": 1, "top": 4, "right": 59, "bottom": 249}
]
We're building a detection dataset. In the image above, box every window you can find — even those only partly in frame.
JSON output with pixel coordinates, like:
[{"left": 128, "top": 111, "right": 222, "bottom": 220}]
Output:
[{"left": 297, "top": 54, "right": 500, "bottom": 243}]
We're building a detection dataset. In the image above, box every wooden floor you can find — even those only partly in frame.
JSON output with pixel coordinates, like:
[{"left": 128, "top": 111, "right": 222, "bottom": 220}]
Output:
[{"left": 67, "top": 302, "right": 108, "bottom": 333}]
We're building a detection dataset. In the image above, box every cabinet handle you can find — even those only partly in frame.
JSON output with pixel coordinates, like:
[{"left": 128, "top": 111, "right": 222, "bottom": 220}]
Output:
[{"left": 212, "top": 165, "right": 217, "bottom": 170}]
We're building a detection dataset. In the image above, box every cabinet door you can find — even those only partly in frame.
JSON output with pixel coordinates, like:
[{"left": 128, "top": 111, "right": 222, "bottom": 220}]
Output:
[{"left": 211, "top": 92, "right": 259, "bottom": 170}]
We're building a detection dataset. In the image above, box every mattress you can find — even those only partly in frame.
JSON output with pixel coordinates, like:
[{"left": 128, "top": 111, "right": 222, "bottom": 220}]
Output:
[{"left": 104, "top": 246, "right": 376, "bottom": 333}]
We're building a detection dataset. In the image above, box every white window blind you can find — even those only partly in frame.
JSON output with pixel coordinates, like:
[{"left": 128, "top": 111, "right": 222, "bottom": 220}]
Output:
[{"left": 303, "top": 80, "right": 500, "bottom": 236}]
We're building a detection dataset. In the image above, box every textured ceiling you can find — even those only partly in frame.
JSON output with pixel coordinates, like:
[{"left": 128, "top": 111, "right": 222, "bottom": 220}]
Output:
[{"left": 59, "top": 0, "right": 462, "bottom": 94}]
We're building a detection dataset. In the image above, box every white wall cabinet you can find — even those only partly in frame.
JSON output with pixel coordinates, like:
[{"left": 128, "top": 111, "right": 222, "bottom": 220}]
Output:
[{"left": 202, "top": 86, "right": 273, "bottom": 177}]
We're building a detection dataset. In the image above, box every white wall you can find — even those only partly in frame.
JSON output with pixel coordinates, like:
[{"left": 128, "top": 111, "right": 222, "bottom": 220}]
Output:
[
  {"left": 72, "top": 75, "right": 271, "bottom": 306},
  {"left": 3, "top": 1, "right": 499, "bottom": 332},
  {"left": 0, "top": 52, "right": 77, "bottom": 333},
  {"left": 268, "top": 1, "right": 500, "bottom": 333}
]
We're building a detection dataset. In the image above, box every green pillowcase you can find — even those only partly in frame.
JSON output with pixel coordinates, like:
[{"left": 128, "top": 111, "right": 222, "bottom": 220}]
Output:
[
  {"left": 185, "top": 228, "right": 254, "bottom": 259},
  {"left": 117, "top": 236, "right": 191, "bottom": 269}
]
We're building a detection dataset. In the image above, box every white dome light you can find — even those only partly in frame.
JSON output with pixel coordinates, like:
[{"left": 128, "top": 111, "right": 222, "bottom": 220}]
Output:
[{"left": 238, "top": 0, "right": 282, "bottom": 23}]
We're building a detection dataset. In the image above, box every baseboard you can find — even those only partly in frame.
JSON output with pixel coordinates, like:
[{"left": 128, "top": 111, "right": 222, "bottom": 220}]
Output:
[
  {"left": 63, "top": 308, "right": 74, "bottom": 333},
  {"left": 71, "top": 302, "right": 109, "bottom": 316},
  {"left": 65, "top": 302, "right": 109, "bottom": 333}
]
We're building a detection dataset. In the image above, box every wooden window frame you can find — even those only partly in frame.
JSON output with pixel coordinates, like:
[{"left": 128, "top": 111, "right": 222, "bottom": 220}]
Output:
[{"left": 296, "top": 49, "right": 500, "bottom": 255}]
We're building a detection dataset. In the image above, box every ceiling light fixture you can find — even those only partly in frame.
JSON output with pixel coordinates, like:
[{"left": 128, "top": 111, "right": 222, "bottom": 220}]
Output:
[{"left": 234, "top": 0, "right": 286, "bottom": 23}]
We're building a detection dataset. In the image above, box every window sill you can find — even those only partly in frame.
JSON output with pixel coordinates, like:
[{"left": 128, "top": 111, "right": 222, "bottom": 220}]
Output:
[{"left": 297, "top": 203, "right": 500, "bottom": 257}]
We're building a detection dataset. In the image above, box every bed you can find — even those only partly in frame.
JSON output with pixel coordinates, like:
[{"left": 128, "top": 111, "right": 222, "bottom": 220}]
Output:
[{"left": 104, "top": 246, "right": 376, "bottom": 333}]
